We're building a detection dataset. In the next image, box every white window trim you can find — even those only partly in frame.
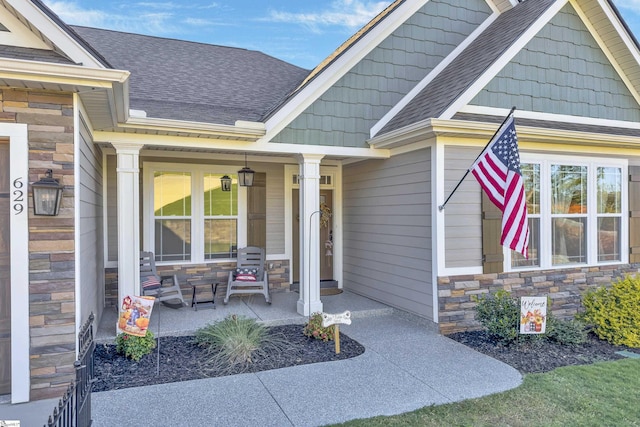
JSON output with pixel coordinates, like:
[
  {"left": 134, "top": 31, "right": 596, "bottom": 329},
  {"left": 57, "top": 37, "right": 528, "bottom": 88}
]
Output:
[
  {"left": 505, "top": 153, "right": 628, "bottom": 271},
  {"left": 143, "top": 161, "right": 247, "bottom": 264}
]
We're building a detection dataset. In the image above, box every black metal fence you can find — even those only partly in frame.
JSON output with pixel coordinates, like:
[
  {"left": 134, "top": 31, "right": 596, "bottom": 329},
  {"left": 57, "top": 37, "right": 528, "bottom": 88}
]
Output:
[{"left": 45, "top": 312, "right": 95, "bottom": 427}]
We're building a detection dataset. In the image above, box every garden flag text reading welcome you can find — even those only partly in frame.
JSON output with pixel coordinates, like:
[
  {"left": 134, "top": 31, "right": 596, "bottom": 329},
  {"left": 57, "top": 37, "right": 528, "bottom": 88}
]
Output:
[{"left": 470, "top": 114, "right": 529, "bottom": 258}]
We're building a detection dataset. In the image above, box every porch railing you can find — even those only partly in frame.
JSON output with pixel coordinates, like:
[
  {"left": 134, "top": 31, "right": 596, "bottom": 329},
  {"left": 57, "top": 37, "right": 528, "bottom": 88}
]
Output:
[{"left": 45, "top": 312, "right": 95, "bottom": 427}]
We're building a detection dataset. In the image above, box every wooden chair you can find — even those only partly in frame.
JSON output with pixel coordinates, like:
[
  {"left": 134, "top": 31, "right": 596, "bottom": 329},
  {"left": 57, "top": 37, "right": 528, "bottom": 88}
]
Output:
[
  {"left": 140, "top": 251, "right": 186, "bottom": 308},
  {"left": 224, "top": 246, "right": 271, "bottom": 304}
]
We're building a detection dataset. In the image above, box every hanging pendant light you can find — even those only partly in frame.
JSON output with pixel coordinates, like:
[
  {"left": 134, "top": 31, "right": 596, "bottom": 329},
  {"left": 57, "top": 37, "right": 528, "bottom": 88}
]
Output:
[
  {"left": 237, "top": 153, "right": 255, "bottom": 187},
  {"left": 220, "top": 175, "right": 232, "bottom": 192}
]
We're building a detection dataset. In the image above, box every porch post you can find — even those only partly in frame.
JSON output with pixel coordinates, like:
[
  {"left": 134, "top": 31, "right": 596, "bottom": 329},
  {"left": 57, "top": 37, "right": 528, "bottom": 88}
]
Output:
[
  {"left": 297, "top": 154, "right": 324, "bottom": 316},
  {"left": 112, "top": 142, "right": 143, "bottom": 310}
]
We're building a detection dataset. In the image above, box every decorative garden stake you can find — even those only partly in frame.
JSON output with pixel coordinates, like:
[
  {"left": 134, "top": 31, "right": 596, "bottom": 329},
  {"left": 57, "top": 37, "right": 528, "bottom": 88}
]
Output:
[{"left": 321, "top": 311, "right": 351, "bottom": 354}]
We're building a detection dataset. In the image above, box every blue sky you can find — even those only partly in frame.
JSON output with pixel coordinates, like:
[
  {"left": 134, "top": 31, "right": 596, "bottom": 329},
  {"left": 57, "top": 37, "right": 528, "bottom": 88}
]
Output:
[{"left": 43, "top": 0, "right": 640, "bottom": 70}]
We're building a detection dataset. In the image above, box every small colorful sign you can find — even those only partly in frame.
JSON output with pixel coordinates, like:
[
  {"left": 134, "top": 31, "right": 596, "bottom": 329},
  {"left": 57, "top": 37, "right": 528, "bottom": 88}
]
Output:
[
  {"left": 520, "top": 296, "right": 547, "bottom": 334},
  {"left": 117, "top": 295, "right": 155, "bottom": 337}
]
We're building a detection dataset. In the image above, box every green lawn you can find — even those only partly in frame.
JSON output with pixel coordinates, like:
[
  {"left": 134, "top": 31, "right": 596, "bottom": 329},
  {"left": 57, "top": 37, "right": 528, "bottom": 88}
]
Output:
[{"left": 333, "top": 359, "right": 640, "bottom": 427}]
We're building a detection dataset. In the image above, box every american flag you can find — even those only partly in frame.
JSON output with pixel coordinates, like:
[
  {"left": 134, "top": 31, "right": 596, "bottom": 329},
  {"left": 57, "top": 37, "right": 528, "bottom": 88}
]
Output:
[{"left": 471, "top": 115, "right": 529, "bottom": 258}]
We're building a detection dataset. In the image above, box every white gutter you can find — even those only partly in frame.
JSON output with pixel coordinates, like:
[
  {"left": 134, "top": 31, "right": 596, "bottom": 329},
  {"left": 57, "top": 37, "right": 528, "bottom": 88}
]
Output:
[
  {"left": 0, "top": 57, "right": 129, "bottom": 85},
  {"left": 120, "top": 117, "right": 266, "bottom": 139}
]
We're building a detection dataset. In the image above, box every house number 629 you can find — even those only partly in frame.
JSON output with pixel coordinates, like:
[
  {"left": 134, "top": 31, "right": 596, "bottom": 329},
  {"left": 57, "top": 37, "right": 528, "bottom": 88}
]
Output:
[{"left": 12, "top": 177, "right": 25, "bottom": 215}]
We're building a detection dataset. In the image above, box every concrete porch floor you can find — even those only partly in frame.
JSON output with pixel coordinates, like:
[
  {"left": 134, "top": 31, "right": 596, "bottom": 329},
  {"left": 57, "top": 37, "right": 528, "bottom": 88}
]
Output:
[{"left": 96, "top": 289, "right": 396, "bottom": 343}]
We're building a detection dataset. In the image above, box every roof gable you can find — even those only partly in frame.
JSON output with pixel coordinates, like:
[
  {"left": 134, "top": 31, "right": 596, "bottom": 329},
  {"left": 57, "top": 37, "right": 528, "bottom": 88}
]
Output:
[
  {"left": 0, "top": 0, "right": 109, "bottom": 67},
  {"left": 0, "top": 2, "right": 50, "bottom": 50},
  {"left": 469, "top": 2, "right": 640, "bottom": 122},
  {"left": 375, "top": 0, "right": 640, "bottom": 137},
  {"left": 271, "top": 0, "right": 492, "bottom": 148},
  {"left": 377, "top": 0, "right": 557, "bottom": 135}
]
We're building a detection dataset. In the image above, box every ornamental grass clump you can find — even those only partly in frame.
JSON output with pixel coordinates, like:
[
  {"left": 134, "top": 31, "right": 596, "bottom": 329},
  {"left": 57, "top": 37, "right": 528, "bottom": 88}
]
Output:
[
  {"left": 580, "top": 275, "right": 640, "bottom": 348},
  {"left": 115, "top": 331, "right": 156, "bottom": 361},
  {"left": 195, "top": 314, "right": 288, "bottom": 374},
  {"left": 303, "top": 312, "right": 335, "bottom": 342}
]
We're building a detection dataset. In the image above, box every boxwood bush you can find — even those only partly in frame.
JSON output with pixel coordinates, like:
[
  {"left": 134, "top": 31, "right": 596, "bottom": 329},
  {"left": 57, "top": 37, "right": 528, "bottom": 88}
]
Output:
[{"left": 581, "top": 275, "right": 640, "bottom": 348}]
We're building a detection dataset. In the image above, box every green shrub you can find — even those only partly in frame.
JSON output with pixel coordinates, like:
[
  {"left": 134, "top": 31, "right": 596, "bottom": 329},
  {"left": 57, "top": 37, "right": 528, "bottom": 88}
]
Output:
[
  {"left": 546, "top": 318, "right": 588, "bottom": 345},
  {"left": 473, "top": 290, "right": 520, "bottom": 345},
  {"left": 580, "top": 275, "right": 640, "bottom": 348},
  {"left": 115, "top": 331, "right": 156, "bottom": 361},
  {"left": 303, "top": 312, "right": 335, "bottom": 342},
  {"left": 195, "top": 314, "right": 288, "bottom": 373}
]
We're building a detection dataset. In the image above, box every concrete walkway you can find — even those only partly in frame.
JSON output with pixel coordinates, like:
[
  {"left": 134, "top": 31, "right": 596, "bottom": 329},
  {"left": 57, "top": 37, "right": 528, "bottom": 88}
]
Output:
[{"left": 1, "top": 292, "right": 522, "bottom": 426}]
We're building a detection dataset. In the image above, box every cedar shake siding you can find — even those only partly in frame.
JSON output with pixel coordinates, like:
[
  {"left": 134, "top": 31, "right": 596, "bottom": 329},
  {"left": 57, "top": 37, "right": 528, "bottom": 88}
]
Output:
[
  {"left": 471, "top": 3, "right": 640, "bottom": 121},
  {"left": 272, "top": 0, "right": 491, "bottom": 147}
]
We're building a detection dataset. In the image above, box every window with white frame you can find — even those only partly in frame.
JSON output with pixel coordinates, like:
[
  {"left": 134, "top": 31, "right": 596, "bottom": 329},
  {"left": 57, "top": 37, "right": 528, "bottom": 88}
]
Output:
[
  {"left": 509, "top": 155, "right": 626, "bottom": 269},
  {"left": 144, "top": 163, "right": 245, "bottom": 263}
]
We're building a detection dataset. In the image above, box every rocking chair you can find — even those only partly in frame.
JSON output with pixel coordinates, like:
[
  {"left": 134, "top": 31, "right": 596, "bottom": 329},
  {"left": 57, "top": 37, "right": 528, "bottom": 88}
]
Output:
[
  {"left": 140, "top": 251, "right": 186, "bottom": 308},
  {"left": 224, "top": 246, "right": 271, "bottom": 304}
]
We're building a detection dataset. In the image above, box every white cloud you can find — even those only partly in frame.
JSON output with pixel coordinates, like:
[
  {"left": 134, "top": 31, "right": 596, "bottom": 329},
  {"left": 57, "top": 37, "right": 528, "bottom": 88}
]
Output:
[
  {"left": 265, "top": 0, "right": 389, "bottom": 33},
  {"left": 43, "top": 1, "right": 108, "bottom": 27},
  {"left": 613, "top": 0, "right": 640, "bottom": 13},
  {"left": 134, "top": 2, "right": 180, "bottom": 10},
  {"left": 44, "top": 1, "right": 181, "bottom": 34}
]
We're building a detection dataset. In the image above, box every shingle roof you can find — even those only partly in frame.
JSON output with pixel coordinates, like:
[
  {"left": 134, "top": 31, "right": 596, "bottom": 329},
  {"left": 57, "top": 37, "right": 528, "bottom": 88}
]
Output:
[
  {"left": 379, "top": 0, "right": 556, "bottom": 135},
  {"left": 0, "top": 44, "right": 75, "bottom": 64},
  {"left": 71, "top": 26, "right": 310, "bottom": 125}
]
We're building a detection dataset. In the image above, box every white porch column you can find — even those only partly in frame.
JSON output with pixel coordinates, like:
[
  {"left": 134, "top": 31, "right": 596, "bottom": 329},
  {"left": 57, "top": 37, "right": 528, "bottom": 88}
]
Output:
[
  {"left": 113, "top": 142, "right": 143, "bottom": 308},
  {"left": 297, "top": 153, "right": 324, "bottom": 316}
]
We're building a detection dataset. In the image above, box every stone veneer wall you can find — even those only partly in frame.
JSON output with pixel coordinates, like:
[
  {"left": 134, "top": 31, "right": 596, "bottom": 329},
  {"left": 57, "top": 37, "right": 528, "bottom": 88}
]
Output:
[
  {"left": 437, "top": 264, "right": 640, "bottom": 335},
  {"left": 105, "top": 259, "right": 290, "bottom": 307},
  {"left": 1, "top": 88, "right": 77, "bottom": 400}
]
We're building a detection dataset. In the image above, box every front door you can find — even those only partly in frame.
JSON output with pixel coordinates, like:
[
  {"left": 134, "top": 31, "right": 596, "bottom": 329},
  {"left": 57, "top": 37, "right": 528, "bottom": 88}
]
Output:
[
  {"left": 292, "top": 189, "right": 334, "bottom": 283},
  {"left": 0, "top": 141, "right": 11, "bottom": 395}
]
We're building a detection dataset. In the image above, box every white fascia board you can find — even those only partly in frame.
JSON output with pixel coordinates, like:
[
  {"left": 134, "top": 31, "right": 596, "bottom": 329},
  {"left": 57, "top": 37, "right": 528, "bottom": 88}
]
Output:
[
  {"left": 370, "top": 11, "right": 500, "bottom": 138},
  {"left": 592, "top": 0, "right": 640, "bottom": 67},
  {"left": 0, "top": 57, "right": 130, "bottom": 86},
  {"left": 369, "top": 119, "right": 435, "bottom": 149},
  {"left": 0, "top": 6, "right": 49, "bottom": 49},
  {"left": 121, "top": 117, "right": 265, "bottom": 139},
  {"left": 572, "top": 0, "right": 640, "bottom": 106},
  {"left": 262, "top": 0, "right": 429, "bottom": 143},
  {"left": 440, "top": 0, "right": 569, "bottom": 120},
  {"left": 5, "top": 0, "right": 105, "bottom": 68},
  {"left": 94, "top": 130, "right": 391, "bottom": 159}
]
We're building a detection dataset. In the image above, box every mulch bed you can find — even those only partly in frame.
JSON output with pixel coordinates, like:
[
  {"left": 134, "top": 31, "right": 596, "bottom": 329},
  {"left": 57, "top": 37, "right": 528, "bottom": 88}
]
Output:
[
  {"left": 93, "top": 324, "right": 365, "bottom": 392},
  {"left": 94, "top": 324, "right": 640, "bottom": 393},
  {"left": 447, "top": 330, "right": 640, "bottom": 374}
]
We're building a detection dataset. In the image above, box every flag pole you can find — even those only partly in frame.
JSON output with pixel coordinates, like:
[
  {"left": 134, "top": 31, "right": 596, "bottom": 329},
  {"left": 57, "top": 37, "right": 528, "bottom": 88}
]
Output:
[{"left": 438, "top": 106, "right": 517, "bottom": 211}]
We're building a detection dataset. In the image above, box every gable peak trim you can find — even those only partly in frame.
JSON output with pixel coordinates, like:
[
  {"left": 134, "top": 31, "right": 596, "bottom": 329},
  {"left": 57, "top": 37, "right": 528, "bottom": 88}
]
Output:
[
  {"left": 440, "top": 0, "right": 567, "bottom": 120},
  {"left": 263, "top": 0, "right": 429, "bottom": 142}
]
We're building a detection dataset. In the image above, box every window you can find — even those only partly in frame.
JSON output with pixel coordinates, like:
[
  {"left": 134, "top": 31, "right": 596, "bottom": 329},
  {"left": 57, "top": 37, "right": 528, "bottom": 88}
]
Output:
[
  {"left": 508, "top": 155, "right": 626, "bottom": 269},
  {"left": 144, "top": 163, "right": 246, "bottom": 263}
]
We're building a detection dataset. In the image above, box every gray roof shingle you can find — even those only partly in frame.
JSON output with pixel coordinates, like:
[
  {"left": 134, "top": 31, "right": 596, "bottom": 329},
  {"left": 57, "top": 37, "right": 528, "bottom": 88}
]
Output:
[
  {"left": 380, "top": 0, "right": 556, "bottom": 135},
  {"left": 71, "top": 26, "right": 310, "bottom": 125},
  {"left": 0, "top": 44, "right": 75, "bottom": 64}
]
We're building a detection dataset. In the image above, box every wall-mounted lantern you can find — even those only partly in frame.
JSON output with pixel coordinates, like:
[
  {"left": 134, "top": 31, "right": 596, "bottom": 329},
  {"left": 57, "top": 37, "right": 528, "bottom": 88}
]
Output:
[
  {"left": 237, "top": 153, "right": 255, "bottom": 187},
  {"left": 32, "top": 169, "right": 64, "bottom": 216},
  {"left": 220, "top": 175, "right": 232, "bottom": 192}
]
